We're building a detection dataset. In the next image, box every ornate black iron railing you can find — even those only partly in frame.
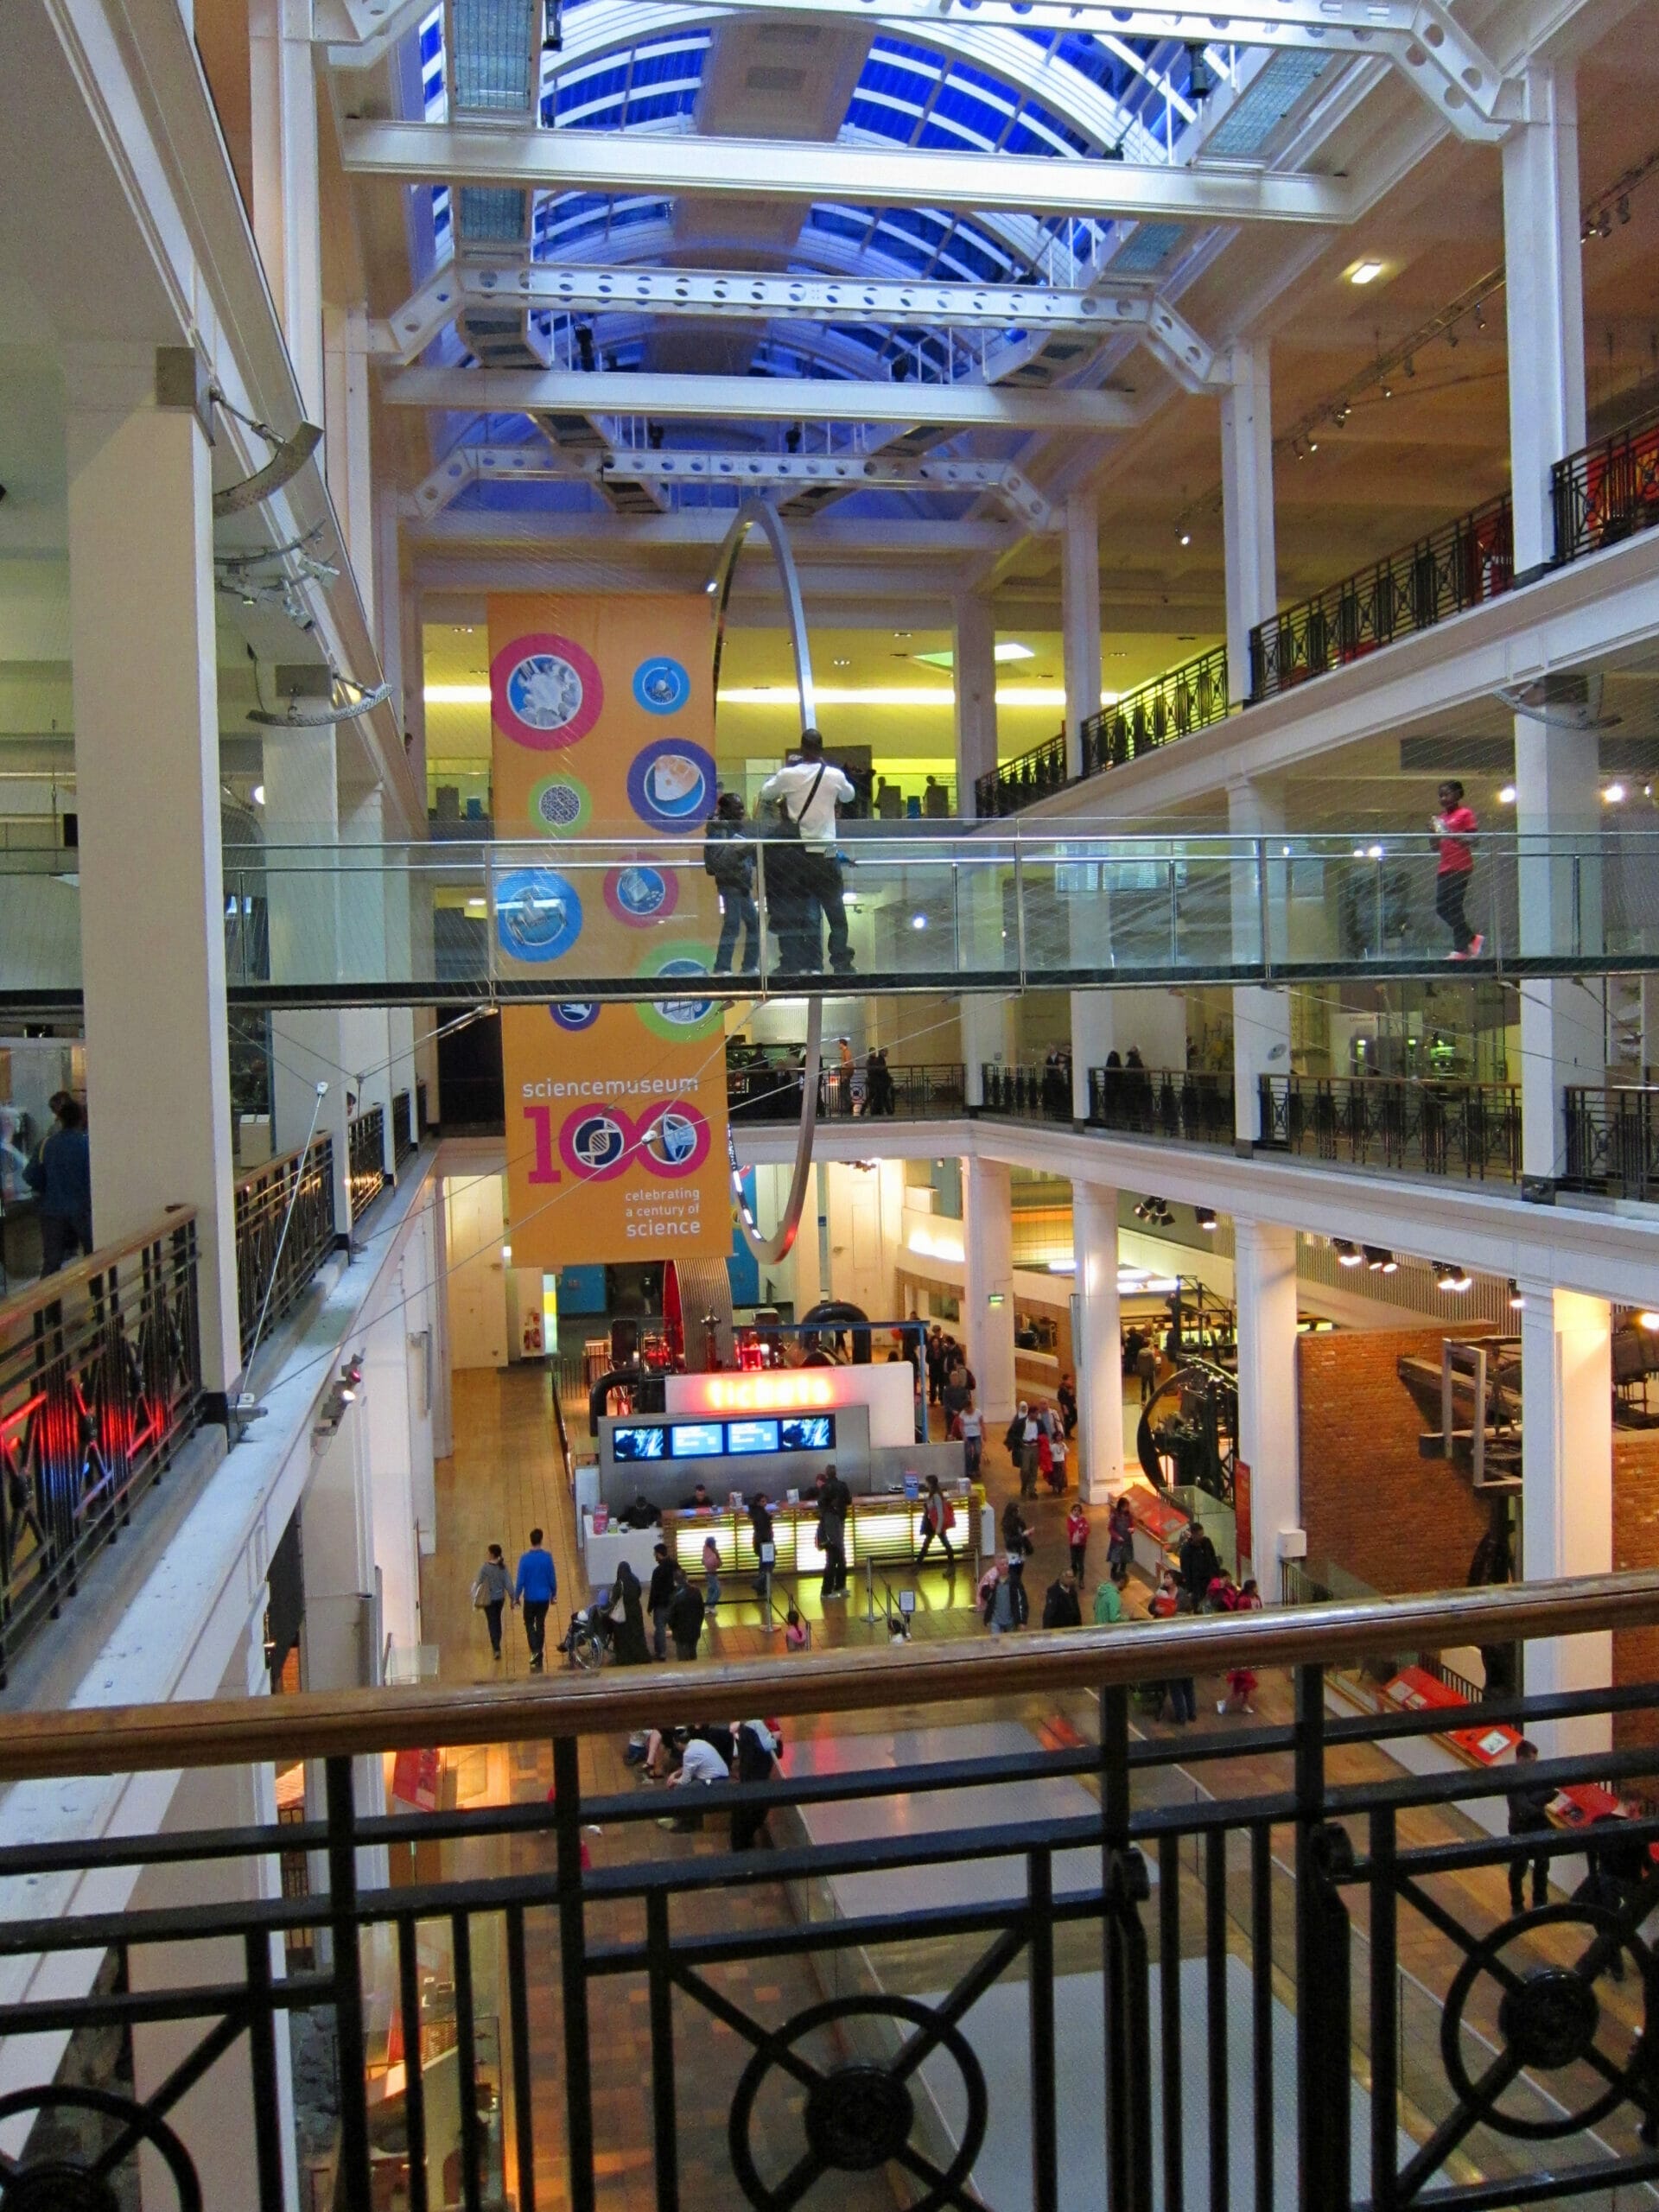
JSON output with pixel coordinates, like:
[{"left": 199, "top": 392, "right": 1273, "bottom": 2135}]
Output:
[
  {"left": 979, "top": 1060, "right": 1073, "bottom": 1119},
  {"left": 0, "top": 1213, "right": 200, "bottom": 1685},
  {"left": 391, "top": 1090, "right": 416, "bottom": 1170},
  {"left": 1553, "top": 402, "right": 1659, "bottom": 565},
  {"left": 1563, "top": 1084, "right": 1659, "bottom": 1198},
  {"left": 1250, "top": 493, "right": 1514, "bottom": 702},
  {"left": 7, "top": 1573, "right": 1659, "bottom": 2210},
  {"left": 233, "top": 1137, "right": 337, "bottom": 1359},
  {"left": 1088, "top": 1063, "right": 1234, "bottom": 1145},
  {"left": 416, "top": 1077, "right": 429, "bottom": 1138},
  {"left": 1081, "top": 646, "right": 1231, "bottom": 776},
  {"left": 1260, "top": 1071, "right": 1523, "bottom": 1181},
  {"left": 728, "top": 1055, "right": 966, "bottom": 1122},
  {"left": 974, "top": 726, "right": 1068, "bottom": 818},
  {"left": 346, "top": 1106, "right": 387, "bottom": 1225}
]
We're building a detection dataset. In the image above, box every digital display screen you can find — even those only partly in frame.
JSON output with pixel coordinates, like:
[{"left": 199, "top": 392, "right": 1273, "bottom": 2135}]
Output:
[
  {"left": 780, "top": 1414, "right": 834, "bottom": 1452},
  {"left": 726, "top": 1419, "right": 780, "bottom": 1455},
  {"left": 612, "top": 1426, "right": 665, "bottom": 1461},
  {"left": 670, "top": 1422, "right": 726, "bottom": 1459}
]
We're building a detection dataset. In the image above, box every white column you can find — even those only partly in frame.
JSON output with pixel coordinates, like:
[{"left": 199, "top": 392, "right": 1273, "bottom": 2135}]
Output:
[
  {"left": 365, "top": 1279, "right": 423, "bottom": 1654},
  {"left": 1503, "top": 63, "right": 1585, "bottom": 575},
  {"left": 954, "top": 593, "right": 998, "bottom": 814},
  {"left": 324, "top": 302, "right": 376, "bottom": 604},
  {"left": 1072, "top": 1180, "right": 1122, "bottom": 1503},
  {"left": 302, "top": 1402, "right": 376, "bottom": 1688},
  {"left": 249, "top": 0, "right": 324, "bottom": 421},
  {"left": 67, "top": 349, "right": 240, "bottom": 1396},
  {"left": 264, "top": 727, "right": 353, "bottom": 1228},
  {"left": 1071, "top": 992, "right": 1113, "bottom": 1121},
  {"left": 962, "top": 995, "right": 1013, "bottom": 1109},
  {"left": 342, "top": 786, "right": 396, "bottom": 1177},
  {"left": 1516, "top": 721, "right": 1605, "bottom": 1181},
  {"left": 1520, "top": 1285, "right": 1611, "bottom": 1754},
  {"left": 1232, "top": 1218, "right": 1299, "bottom": 1598},
  {"left": 1227, "top": 779, "right": 1291, "bottom": 1150},
  {"left": 1219, "top": 340, "right": 1276, "bottom": 705},
  {"left": 963, "top": 1155, "right": 1015, "bottom": 1422},
  {"left": 1059, "top": 492, "right": 1100, "bottom": 781}
]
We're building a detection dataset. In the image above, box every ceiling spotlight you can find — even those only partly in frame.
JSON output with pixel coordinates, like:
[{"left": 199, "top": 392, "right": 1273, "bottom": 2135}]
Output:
[
  {"left": 1363, "top": 1245, "right": 1397, "bottom": 1274},
  {"left": 1293, "top": 439, "right": 1306, "bottom": 461},
  {"left": 1195, "top": 1206, "right": 1217, "bottom": 1231},
  {"left": 1446, "top": 327, "right": 1459, "bottom": 349},
  {"left": 1348, "top": 258, "right": 1385, "bottom": 286},
  {"left": 1618, "top": 195, "right": 1631, "bottom": 226},
  {"left": 1333, "top": 1238, "right": 1363, "bottom": 1268},
  {"left": 1185, "top": 42, "right": 1217, "bottom": 99},
  {"left": 1404, "top": 355, "right": 1416, "bottom": 378},
  {"left": 1638, "top": 1312, "right": 1659, "bottom": 1332},
  {"left": 251, "top": 784, "right": 265, "bottom": 805},
  {"left": 1434, "top": 1262, "right": 1472, "bottom": 1294},
  {"left": 910, "top": 912, "right": 928, "bottom": 930},
  {"left": 1497, "top": 785, "right": 1516, "bottom": 804},
  {"left": 1179, "top": 529, "right": 1192, "bottom": 547},
  {"left": 1307, "top": 436, "right": 1319, "bottom": 453},
  {"left": 1603, "top": 783, "right": 1627, "bottom": 804},
  {"left": 1509, "top": 1281, "right": 1525, "bottom": 1312},
  {"left": 1474, "top": 302, "right": 1486, "bottom": 331},
  {"left": 209, "top": 391, "right": 323, "bottom": 518},
  {"left": 1382, "top": 382, "right": 1394, "bottom": 399}
]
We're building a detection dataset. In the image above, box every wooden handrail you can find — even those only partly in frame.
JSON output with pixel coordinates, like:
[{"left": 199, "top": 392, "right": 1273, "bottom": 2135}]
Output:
[
  {"left": 0, "top": 1206, "right": 197, "bottom": 1334},
  {"left": 3, "top": 1567, "right": 1658, "bottom": 1782},
  {"left": 233, "top": 1133, "right": 331, "bottom": 1196}
]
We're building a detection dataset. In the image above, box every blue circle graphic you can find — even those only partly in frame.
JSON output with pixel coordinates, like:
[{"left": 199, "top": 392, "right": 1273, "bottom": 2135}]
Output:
[
  {"left": 632, "top": 656, "right": 691, "bottom": 716},
  {"left": 550, "top": 1001, "right": 601, "bottom": 1032},
  {"left": 649, "top": 956, "right": 715, "bottom": 1027},
  {"left": 495, "top": 868, "right": 583, "bottom": 964},
  {"left": 626, "top": 740, "right": 716, "bottom": 832}
]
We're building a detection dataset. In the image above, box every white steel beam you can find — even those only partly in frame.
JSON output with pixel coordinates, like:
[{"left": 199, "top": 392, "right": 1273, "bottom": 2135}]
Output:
[
  {"left": 372, "top": 259, "right": 1220, "bottom": 387},
  {"left": 383, "top": 364, "right": 1144, "bottom": 429},
  {"left": 339, "top": 119, "right": 1351, "bottom": 223},
  {"left": 406, "top": 441, "right": 1058, "bottom": 526},
  {"left": 408, "top": 508, "right": 1016, "bottom": 550}
]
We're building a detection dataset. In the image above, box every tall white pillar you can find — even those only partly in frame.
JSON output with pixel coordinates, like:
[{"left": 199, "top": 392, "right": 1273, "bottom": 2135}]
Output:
[
  {"left": 302, "top": 1401, "right": 376, "bottom": 1688},
  {"left": 324, "top": 302, "right": 376, "bottom": 605},
  {"left": 1068, "top": 849, "right": 1116, "bottom": 1120},
  {"left": 249, "top": 0, "right": 324, "bottom": 420},
  {"left": 964, "top": 1155, "right": 1015, "bottom": 1422},
  {"left": 1071, "top": 993, "right": 1113, "bottom": 1121},
  {"left": 1516, "top": 722, "right": 1605, "bottom": 1180},
  {"left": 342, "top": 786, "right": 396, "bottom": 1178},
  {"left": 67, "top": 350, "right": 240, "bottom": 1397},
  {"left": 1227, "top": 779, "right": 1291, "bottom": 1149},
  {"left": 365, "top": 1278, "right": 423, "bottom": 1653},
  {"left": 954, "top": 593, "right": 998, "bottom": 816},
  {"left": 1232, "top": 1218, "right": 1299, "bottom": 1598},
  {"left": 1219, "top": 340, "right": 1276, "bottom": 705},
  {"left": 1072, "top": 1181, "right": 1122, "bottom": 1503},
  {"left": 962, "top": 996, "right": 1016, "bottom": 1109},
  {"left": 1520, "top": 1285, "right": 1611, "bottom": 1753},
  {"left": 1503, "top": 64, "right": 1585, "bottom": 576},
  {"left": 1059, "top": 492, "right": 1100, "bottom": 781}
]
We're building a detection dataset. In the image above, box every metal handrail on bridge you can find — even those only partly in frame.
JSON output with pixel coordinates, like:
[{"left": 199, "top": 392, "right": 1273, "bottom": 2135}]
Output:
[{"left": 233, "top": 1135, "right": 337, "bottom": 1358}]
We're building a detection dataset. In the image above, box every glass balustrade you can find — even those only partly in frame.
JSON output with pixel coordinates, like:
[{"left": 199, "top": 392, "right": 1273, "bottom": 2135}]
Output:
[{"left": 1, "top": 830, "right": 1657, "bottom": 1007}]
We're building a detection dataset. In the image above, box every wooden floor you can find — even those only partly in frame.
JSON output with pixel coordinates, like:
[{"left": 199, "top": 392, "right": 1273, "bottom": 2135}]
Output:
[{"left": 422, "top": 1364, "right": 1649, "bottom": 2209}]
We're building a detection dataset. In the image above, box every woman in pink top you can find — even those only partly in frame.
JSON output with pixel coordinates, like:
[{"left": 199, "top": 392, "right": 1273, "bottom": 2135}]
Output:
[{"left": 1431, "top": 779, "right": 1483, "bottom": 960}]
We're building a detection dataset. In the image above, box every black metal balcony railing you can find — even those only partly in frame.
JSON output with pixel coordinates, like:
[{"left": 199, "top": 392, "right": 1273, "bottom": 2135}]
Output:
[
  {"left": 232, "top": 1136, "right": 338, "bottom": 1360},
  {"left": 9, "top": 1574, "right": 1659, "bottom": 2211},
  {"left": 416, "top": 1077, "right": 429, "bottom": 1138},
  {"left": 0, "top": 1213, "right": 200, "bottom": 1686},
  {"left": 391, "top": 1089, "right": 416, "bottom": 1171},
  {"left": 1250, "top": 493, "right": 1514, "bottom": 702},
  {"left": 1554, "top": 401, "right": 1659, "bottom": 566},
  {"left": 1260, "top": 1072, "right": 1522, "bottom": 1183},
  {"left": 346, "top": 1104, "right": 387, "bottom": 1225},
  {"left": 1088, "top": 1063, "right": 1234, "bottom": 1146},
  {"left": 1564, "top": 1084, "right": 1659, "bottom": 1200},
  {"left": 1081, "top": 645, "right": 1231, "bottom": 778},
  {"left": 728, "top": 1058, "right": 967, "bottom": 1122},
  {"left": 974, "top": 726, "right": 1067, "bottom": 818},
  {"left": 979, "top": 1060, "right": 1073, "bottom": 1120}
]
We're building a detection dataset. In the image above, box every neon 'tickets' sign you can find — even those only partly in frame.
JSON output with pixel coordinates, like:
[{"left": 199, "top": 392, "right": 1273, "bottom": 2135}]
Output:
[{"left": 674, "top": 1372, "right": 839, "bottom": 1415}]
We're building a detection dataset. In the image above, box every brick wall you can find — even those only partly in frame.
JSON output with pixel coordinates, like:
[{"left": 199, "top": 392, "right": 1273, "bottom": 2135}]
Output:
[
  {"left": 1297, "top": 1326, "right": 1502, "bottom": 1596},
  {"left": 1612, "top": 1428, "right": 1659, "bottom": 1757}
]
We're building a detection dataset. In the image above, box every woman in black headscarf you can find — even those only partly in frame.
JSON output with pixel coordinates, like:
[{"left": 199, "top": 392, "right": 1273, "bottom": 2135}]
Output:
[{"left": 610, "top": 1559, "right": 650, "bottom": 1665}]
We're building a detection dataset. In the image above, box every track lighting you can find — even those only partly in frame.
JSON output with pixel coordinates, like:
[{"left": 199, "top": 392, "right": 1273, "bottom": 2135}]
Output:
[
  {"left": 209, "top": 391, "right": 323, "bottom": 518},
  {"left": 1333, "top": 1239, "right": 1363, "bottom": 1268},
  {"left": 1509, "top": 1281, "right": 1525, "bottom": 1312},
  {"left": 1195, "top": 1207, "right": 1217, "bottom": 1231},
  {"left": 1185, "top": 43, "right": 1217, "bottom": 100},
  {"left": 1433, "top": 1262, "right": 1472, "bottom": 1294},
  {"left": 248, "top": 672, "right": 391, "bottom": 728},
  {"left": 1363, "top": 1246, "right": 1398, "bottom": 1274}
]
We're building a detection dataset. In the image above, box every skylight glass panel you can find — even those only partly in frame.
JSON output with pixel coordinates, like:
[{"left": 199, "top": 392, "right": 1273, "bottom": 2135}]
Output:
[
  {"left": 452, "top": 0, "right": 535, "bottom": 112},
  {"left": 1205, "top": 47, "right": 1330, "bottom": 158},
  {"left": 459, "top": 188, "right": 527, "bottom": 244}
]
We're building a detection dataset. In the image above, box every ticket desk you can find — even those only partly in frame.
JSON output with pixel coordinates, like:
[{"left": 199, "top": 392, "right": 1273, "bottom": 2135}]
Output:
[{"left": 583, "top": 1484, "right": 984, "bottom": 1587}]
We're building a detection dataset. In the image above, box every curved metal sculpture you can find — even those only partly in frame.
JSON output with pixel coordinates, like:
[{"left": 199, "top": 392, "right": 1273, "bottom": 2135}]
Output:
[
  {"left": 1136, "top": 1357, "right": 1238, "bottom": 1503},
  {"left": 714, "top": 498, "right": 823, "bottom": 1266}
]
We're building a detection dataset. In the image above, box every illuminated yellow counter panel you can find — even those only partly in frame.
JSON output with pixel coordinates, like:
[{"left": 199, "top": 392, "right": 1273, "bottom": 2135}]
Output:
[{"left": 662, "top": 1489, "right": 984, "bottom": 1579}]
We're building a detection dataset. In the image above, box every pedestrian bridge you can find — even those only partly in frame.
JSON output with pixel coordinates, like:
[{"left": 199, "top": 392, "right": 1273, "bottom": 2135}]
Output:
[{"left": 3, "top": 825, "right": 1655, "bottom": 1014}]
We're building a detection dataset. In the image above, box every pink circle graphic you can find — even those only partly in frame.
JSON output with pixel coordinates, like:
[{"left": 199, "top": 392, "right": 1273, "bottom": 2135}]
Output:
[
  {"left": 603, "top": 864, "right": 680, "bottom": 927},
  {"left": 491, "top": 632, "right": 605, "bottom": 751},
  {"left": 556, "top": 1100, "right": 710, "bottom": 1183}
]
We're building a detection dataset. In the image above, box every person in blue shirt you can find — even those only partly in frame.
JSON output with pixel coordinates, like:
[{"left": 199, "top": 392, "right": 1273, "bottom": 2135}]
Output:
[
  {"left": 514, "top": 1529, "right": 557, "bottom": 1672},
  {"left": 26, "top": 1092, "right": 93, "bottom": 1274}
]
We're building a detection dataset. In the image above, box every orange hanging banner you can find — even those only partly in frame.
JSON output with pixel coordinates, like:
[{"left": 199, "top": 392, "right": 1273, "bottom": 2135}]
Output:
[{"left": 489, "top": 594, "right": 733, "bottom": 1268}]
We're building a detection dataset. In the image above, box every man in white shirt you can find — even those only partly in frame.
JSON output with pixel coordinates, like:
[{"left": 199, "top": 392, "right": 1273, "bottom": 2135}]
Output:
[{"left": 759, "top": 728, "right": 856, "bottom": 976}]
